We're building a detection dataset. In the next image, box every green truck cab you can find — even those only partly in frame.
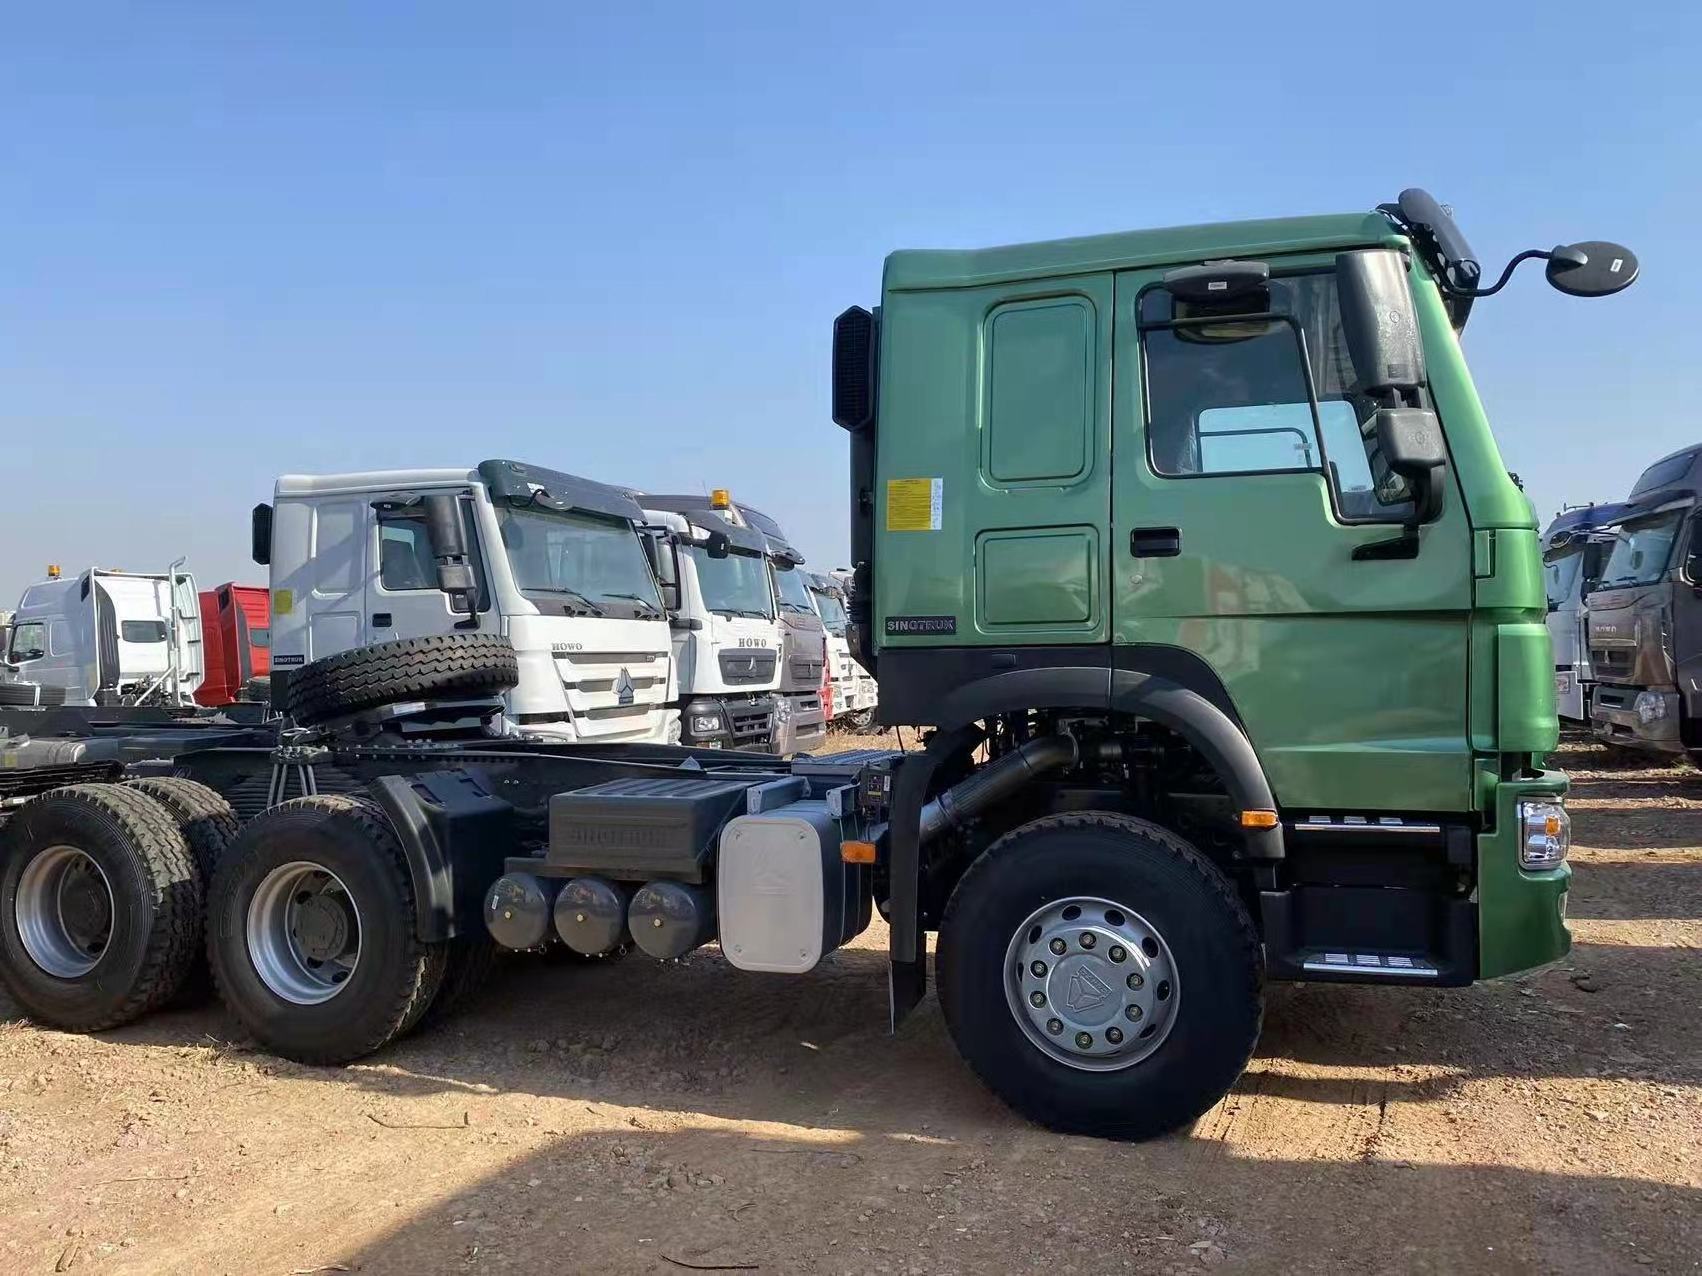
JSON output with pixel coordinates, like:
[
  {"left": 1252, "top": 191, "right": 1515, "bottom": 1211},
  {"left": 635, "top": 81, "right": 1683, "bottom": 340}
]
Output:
[{"left": 833, "top": 190, "right": 1636, "bottom": 1138}]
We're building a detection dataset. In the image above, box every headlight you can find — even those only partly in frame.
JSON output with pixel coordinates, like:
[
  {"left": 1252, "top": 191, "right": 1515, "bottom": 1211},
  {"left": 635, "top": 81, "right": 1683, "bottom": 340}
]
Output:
[
  {"left": 689, "top": 713, "right": 724, "bottom": 735},
  {"left": 1517, "top": 800, "right": 1570, "bottom": 870},
  {"left": 1634, "top": 691, "right": 1668, "bottom": 725}
]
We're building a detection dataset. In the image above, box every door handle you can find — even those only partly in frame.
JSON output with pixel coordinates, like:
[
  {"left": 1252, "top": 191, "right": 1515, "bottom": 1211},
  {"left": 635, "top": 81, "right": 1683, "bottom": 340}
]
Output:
[
  {"left": 371, "top": 612, "right": 393, "bottom": 628},
  {"left": 1129, "top": 527, "right": 1181, "bottom": 557}
]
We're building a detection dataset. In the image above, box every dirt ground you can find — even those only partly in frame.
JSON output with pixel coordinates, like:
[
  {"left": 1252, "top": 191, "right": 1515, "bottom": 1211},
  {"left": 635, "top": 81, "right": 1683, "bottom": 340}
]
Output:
[{"left": 1, "top": 736, "right": 1698, "bottom": 1275}]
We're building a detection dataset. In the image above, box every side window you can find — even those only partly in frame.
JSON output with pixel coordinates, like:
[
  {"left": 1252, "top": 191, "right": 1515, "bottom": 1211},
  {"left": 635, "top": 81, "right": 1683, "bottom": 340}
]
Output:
[
  {"left": 984, "top": 296, "right": 1094, "bottom": 484},
  {"left": 1140, "top": 273, "right": 1415, "bottom": 521},
  {"left": 376, "top": 503, "right": 490, "bottom": 609},
  {"left": 9, "top": 622, "right": 47, "bottom": 662},
  {"left": 48, "top": 620, "right": 74, "bottom": 655},
  {"left": 376, "top": 513, "right": 437, "bottom": 591}
]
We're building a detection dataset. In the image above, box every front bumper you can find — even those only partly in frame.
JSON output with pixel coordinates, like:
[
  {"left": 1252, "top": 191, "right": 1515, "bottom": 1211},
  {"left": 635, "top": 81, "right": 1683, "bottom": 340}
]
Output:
[
  {"left": 680, "top": 694, "right": 776, "bottom": 750},
  {"left": 1590, "top": 684, "right": 1683, "bottom": 753},
  {"left": 1477, "top": 766, "right": 1572, "bottom": 979},
  {"left": 773, "top": 691, "right": 828, "bottom": 754}
]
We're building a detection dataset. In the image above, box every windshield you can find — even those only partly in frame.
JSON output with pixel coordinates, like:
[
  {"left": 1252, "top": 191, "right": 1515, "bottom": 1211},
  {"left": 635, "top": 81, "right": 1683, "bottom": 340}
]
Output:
[
  {"left": 772, "top": 563, "right": 815, "bottom": 614},
  {"left": 1597, "top": 511, "right": 1686, "bottom": 589},
  {"left": 689, "top": 548, "right": 773, "bottom": 618},
  {"left": 810, "top": 588, "right": 847, "bottom": 634},
  {"left": 493, "top": 504, "right": 661, "bottom": 615}
]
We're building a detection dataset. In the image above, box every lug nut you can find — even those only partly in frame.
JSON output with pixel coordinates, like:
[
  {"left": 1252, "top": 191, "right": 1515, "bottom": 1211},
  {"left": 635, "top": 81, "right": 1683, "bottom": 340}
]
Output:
[
  {"left": 1046, "top": 1018, "right": 1064, "bottom": 1035},
  {"left": 1125, "top": 1004, "right": 1144, "bottom": 1022},
  {"left": 1075, "top": 1031, "right": 1094, "bottom": 1050},
  {"left": 1106, "top": 1027, "right": 1124, "bottom": 1045},
  {"left": 1030, "top": 960, "right": 1048, "bottom": 978},
  {"left": 1049, "top": 938, "right": 1067, "bottom": 956},
  {"left": 1029, "top": 990, "right": 1046, "bottom": 1007},
  {"left": 1126, "top": 972, "right": 1144, "bottom": 990},
  {"left": 1079, "top": 932, "right": 1097, "bottom": 950},
  {"left": 1109, "top": 945, "right": 1127, "bottom": 963}
]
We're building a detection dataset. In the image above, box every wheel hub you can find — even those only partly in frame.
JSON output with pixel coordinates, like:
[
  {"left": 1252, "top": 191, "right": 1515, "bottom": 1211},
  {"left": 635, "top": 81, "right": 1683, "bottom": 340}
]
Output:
[
  {"left": 15, "top": 846, "right": 115, "bottom": 979},
  {"left": 291, "top": 893, "right": 352, "bottom": 962},
  {"left": 1004, "top": 896, "right": 1179, "bottom": 1072},
  {"left": 247, "top": 861, "right": 362, "bottom": 1005}
]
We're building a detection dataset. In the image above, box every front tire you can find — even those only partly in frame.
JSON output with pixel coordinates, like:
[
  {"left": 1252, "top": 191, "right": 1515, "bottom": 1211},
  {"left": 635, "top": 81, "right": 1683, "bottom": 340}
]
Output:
[
  {"left": 936, "top": 811, "right": 1262, "bottom": 1141},
  {"left": 0, "top": 784, "right": 201, "bottom": 1031},
  {"left": 207, "top": 796, "right": 446, "bottom": 1064}
]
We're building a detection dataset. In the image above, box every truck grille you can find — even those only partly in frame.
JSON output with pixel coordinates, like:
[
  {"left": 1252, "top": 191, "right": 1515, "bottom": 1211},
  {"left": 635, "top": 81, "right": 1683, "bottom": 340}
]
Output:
[
  {"left": 790, "top": 658, "right": 824, "bottom": 683},
  {"left": 719, "top": 649, "right": 777, "bottom": 686},
  {"left": 727, "top": 701, "right": 774, "bottom": 744},
  {"left": 1590, "top": 648, "right": 1633, "bottom": 679}
]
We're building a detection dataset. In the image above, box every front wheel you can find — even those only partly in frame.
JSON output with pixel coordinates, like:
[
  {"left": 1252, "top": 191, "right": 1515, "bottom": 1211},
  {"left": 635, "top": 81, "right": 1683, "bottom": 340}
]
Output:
[{"left": 936, "top": 811, "right": 1262, "bottom": 1140}]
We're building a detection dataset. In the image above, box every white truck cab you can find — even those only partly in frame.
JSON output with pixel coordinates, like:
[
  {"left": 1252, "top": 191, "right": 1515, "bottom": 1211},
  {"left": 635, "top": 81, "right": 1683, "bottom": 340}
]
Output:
[
  {"left": 1542, "top": 503, "right": 1625, "bottom": 724},
  {"left": 645, "top": 493, "right": 828, "bottom": 755},
  {"left": 807, "top": 571, "right": 877, "bottom": 728},
  {"left": 641, "top": 508, "right": 781, "bottom": 749},
  {"left": 257, "top": 459, "right": 674, "bottom": 743},
  {"left": 1, "top": 567, "right": 203, "bottom": 706}
]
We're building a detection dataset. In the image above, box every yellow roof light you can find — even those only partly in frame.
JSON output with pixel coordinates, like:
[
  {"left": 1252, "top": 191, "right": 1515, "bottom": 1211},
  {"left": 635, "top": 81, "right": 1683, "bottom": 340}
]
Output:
[
  {"left": 46, "top": 564, "right": 61, "bottom": 579},
  {"left": 710, "top": 488, "right": 732, "bottom": 509}
]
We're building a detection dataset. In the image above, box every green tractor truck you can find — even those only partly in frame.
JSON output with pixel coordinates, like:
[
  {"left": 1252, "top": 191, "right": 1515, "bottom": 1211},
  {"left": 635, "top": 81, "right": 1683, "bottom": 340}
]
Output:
[{"left": 833, "top": 189, "right": 1636, "bottom": 1137}]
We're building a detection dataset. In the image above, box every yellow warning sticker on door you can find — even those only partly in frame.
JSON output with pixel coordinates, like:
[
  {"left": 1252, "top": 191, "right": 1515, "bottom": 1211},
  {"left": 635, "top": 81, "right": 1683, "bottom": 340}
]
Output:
[
  {"left": 272, "top": 589, "right": 294, "bottom": 616},
  {"left": 886, "top": 477, "right": 942, "bottom": 532}
]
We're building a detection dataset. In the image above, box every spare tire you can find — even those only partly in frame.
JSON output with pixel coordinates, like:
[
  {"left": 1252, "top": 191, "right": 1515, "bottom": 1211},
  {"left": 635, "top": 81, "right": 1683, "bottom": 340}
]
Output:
[{"left": 283, "top": 634, "right": 519, "bottom": 726}]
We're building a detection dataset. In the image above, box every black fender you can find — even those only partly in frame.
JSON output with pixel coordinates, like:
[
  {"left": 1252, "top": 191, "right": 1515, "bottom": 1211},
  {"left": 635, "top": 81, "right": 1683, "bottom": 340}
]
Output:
[{"left": 365, "top": 769, "right": 516, "bottom": 943}]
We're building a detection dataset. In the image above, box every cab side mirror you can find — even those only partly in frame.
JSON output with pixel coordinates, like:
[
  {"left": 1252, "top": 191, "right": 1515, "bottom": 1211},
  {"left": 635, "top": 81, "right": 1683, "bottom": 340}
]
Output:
[
  {"left": 251, "top": 504, "right": 273, "bottom": 567},
  {"left": 1336, "top": 250, "right": 1426, "bottom": 394},
  {"left": 422, "top": 493, "right": 476, "bottom": 612},
  {"left": 704, "top": 530, "right": 731, "bottom": 560},
  {"left": 1375, "top": 407, "right": 1447, "bottom": 521}
]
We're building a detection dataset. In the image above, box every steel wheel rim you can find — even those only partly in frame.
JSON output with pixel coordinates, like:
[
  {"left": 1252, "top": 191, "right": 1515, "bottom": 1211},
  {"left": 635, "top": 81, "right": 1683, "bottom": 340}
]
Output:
[
  {"left": 16, "top": 846, "right": 115, "bottom": 978},
  {"left": 247, "top": 860, "right": 362, "bottom": 1005},
  {"left": 1003, "top": 895, "right": 1180, "bottom": 1072}
]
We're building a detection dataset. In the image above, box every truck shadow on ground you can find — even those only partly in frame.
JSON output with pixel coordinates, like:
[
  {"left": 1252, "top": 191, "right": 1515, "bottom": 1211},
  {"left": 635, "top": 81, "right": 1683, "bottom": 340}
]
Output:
[
  {"left": 6, "top": 922, "right": 1688, "bottom": 1132},
  {"left": 323, "top": 1118, "right": 1699, "bottom": 1275}
]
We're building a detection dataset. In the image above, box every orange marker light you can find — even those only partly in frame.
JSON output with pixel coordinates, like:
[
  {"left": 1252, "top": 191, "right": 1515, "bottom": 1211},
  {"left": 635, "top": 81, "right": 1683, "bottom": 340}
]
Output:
[
  {"left": 1239, "top": 809, "right": 1279, "bottom": 829},
  {"left": 841, "top": 840, "right": 877, "bottom": 864},
  {"left": 710, "top": 488, "right": 731, "bottom": 509}
]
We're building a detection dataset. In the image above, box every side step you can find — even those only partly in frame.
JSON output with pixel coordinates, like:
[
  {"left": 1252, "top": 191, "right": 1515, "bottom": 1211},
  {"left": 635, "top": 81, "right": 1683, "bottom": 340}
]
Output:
[{"left": 1298, "top": 951, "right": 1439, "bottom": 980}]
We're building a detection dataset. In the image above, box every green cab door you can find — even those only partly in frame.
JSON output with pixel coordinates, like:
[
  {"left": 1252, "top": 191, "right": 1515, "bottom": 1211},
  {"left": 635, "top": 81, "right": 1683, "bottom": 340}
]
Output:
[{"left": 1108, "top": 260, "right": 1474, "bottom": 813}]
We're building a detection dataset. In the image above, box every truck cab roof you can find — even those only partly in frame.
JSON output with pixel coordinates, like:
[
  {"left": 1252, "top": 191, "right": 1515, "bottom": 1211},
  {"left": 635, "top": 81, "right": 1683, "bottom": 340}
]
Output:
[
  {"left": 276, "top": 460, "right": 647, "bottom": 525},
  {"left": 884, "top": 211, "right": 1399, "bottom": 292}
]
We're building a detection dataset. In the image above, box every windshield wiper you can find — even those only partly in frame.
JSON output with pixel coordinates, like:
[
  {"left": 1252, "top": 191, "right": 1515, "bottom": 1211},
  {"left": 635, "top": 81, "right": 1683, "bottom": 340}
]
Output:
[
  {"left": 529, "top": 586, "right": 605, "bottom": 616},
  {"left": 600, "top": 592, "right": 662, "bottom": 615},
  {"left": 712, "top": 607, "right": 771, "bottom": 619}
]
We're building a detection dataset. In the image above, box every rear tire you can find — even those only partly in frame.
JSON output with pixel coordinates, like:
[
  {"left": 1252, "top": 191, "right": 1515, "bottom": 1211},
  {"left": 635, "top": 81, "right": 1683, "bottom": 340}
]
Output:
[
  {"left": 122, "top": 777, "right": 240, "bottom": 1006},
  {"left": 416, "top": 938, "right": 499, "bottom": 1030},
  {"left": 936, "top": 811, "right": 1262, "bottom": 1141},
  {"left": 0, "top": 784, "right": 201, "bottom": 1031},
  {"left": 283, "top": 634, "right": 519, "bottom": 726},
  {"left": 207, "top": 795, "right": 446, "bottom": 1063}
]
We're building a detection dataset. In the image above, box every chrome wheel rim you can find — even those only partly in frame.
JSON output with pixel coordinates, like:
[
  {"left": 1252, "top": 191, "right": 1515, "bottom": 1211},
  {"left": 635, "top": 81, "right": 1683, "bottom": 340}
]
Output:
[
  {"left": 247, "top": 861, "right": 362, "bottom": 1005},
  {"left": 1003, "top": 895, "right": 1180, "bottom": 1072},
  {"left": 16, "top": 846, "right": 115, "bottom": 978}
]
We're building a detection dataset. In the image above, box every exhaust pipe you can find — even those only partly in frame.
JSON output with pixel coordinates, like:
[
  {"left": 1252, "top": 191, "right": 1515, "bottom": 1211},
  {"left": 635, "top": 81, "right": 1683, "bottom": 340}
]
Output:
[{"left": 919, "top": 733, "right": 1079, "bottom": 843}]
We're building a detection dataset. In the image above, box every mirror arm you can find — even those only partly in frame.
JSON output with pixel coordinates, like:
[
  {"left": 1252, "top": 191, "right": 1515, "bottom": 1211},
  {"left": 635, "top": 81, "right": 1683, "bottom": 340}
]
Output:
[{"left": 1434, "top": 247, "right": 1564, "bottom": 300}]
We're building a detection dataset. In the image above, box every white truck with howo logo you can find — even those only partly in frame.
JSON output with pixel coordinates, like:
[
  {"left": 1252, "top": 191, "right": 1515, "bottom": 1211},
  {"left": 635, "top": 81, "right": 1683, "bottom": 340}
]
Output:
[
  {"left": 807, "top": 571, "right": 877, "bottom": 729},
  {"left": 640, "top": 506, "right": 782, "bottom": 749},
  {"left": 256, "top": 459, "right": 675, "bottom": 744}
]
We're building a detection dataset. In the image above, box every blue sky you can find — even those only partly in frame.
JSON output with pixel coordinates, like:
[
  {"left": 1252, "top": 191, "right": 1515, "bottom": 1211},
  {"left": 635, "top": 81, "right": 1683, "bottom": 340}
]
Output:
[{"left": 3, "top": 2, "right": 1697, "bottom": 605}]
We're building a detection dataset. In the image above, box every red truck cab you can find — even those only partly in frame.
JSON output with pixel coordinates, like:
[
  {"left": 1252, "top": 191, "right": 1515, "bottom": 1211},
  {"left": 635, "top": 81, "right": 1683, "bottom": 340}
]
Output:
[{"left": 195, "top": 583, "right": 270, "bottom": 707}]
